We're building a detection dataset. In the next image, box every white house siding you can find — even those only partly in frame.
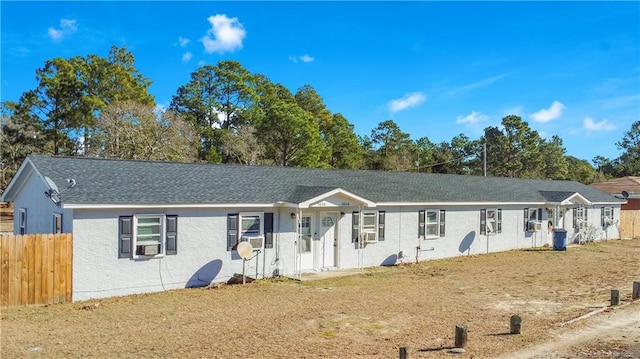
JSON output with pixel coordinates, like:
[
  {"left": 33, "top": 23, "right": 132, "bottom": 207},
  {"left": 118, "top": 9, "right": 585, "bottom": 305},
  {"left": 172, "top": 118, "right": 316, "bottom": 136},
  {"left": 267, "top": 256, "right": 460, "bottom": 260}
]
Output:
[
  {"left": 70, "top": 203, "right": 621, "bottom": 301},
  {"left": 71, "top": 207, "right": 292, "bottom": 301},
  {"left": 11, "top": 169, "right": 73, "bottom": 234}
]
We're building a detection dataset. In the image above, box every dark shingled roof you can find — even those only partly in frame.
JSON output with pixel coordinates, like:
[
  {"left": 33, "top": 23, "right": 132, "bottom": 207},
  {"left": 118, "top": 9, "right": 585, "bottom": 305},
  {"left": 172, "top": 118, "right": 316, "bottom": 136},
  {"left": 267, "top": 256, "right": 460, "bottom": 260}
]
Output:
[{"left": 23, "top": 155, "right": 623, "bottom": 206}]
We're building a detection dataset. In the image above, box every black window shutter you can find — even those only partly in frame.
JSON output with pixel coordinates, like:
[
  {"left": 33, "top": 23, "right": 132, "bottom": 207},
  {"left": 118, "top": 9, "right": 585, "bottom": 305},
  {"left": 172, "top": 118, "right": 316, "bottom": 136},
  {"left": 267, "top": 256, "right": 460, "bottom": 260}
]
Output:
[
  {"left": 418, "top": 210, "right": 425, "bottom": 238},
  {"left": 264, "top": 212, "right": 274, "bottom": 248},
  {"left": 166, "top": 215, "right": 178, "bottom": 255},
  {"left": 480, "top": 209, "right": 487, "bottom": 235},
  {"left": 352, "top": 212, "right": 359, "bottom": 243},
  {"left": 227, "top": 214, "right": 239, "bottom": 251},
  {"left": 537, "top": 208, "right": 542, "bottom": 221},
  {"left": 378, "top": 211, "right": 385, "bottom": 241},
  {"left": 601, "top": 207, "right": 605, "bottom": 227},
  {"left": 439, "top": 210, "right": 446, "bottom": 237},
  {"left": 497, "top": 209, "right": 502, "bottom": 233},
  {"left": 573, "top": 208, "right": 577, "bottom": 229},
  {"left": 119, "top": 216, "right": 133, "bottom": 258},
  {"left": 611, "top": 207, "right": 614, "bottom": 221},
  {"left": 523, "top": 208, "right": 529, "bottom": 231}
]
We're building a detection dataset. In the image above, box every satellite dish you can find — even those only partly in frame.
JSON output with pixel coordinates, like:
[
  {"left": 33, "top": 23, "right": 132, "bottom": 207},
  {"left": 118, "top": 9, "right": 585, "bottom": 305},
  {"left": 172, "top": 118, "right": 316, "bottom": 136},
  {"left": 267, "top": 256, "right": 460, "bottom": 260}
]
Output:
[
  {"left": 622, "top": 190, "right": 629, "bottom": 199},
  {"left": 44, "top": 176, "right": 59, "bottom": 193},
  {"left": 236, "top": 241, "right": 253, "bottom": 260}
]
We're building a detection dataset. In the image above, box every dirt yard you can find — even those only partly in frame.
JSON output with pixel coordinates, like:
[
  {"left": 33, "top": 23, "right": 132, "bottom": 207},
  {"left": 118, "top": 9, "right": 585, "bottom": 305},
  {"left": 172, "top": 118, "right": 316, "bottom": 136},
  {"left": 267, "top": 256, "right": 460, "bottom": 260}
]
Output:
[{"left": 1, "top": 239, "right": 639, "bottom": 358}]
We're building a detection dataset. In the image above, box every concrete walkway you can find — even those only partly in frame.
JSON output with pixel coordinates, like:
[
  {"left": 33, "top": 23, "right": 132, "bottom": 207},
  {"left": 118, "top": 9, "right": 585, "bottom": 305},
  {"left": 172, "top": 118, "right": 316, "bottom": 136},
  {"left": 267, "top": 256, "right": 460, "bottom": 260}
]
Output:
[{"left": 284, "top": 268, "right": 364, "bottom": 282}]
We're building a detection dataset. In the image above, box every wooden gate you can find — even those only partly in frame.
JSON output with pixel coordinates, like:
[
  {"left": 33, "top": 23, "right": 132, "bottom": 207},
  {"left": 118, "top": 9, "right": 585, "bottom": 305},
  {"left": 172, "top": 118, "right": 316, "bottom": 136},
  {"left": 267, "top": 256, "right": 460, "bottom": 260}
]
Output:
[
  {"left": 620, "top": 210, "right": 640, "bottom": 239},
  {"left": 0, "top": 234, "right": 73, "bottom": 307}
]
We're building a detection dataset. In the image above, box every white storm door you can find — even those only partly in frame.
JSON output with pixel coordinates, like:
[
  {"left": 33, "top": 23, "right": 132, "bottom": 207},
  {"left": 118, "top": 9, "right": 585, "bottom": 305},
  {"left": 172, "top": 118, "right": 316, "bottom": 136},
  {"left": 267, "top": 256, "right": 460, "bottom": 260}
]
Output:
[
  {"left": 299, "top": 215, "right": 314, "bottom": 270},
  {"left": 321, "top": 213, "right": 337, "bottom": 268}
]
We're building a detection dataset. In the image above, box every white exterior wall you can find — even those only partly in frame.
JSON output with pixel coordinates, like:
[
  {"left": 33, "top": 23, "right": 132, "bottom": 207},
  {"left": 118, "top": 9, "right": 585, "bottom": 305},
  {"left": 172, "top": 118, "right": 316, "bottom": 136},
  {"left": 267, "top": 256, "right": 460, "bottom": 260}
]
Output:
[
  {"left": 68, "top": 203, "right": 621, "bottom": 301},
  {"left": 72, "top": 207, "right": 294, "bottom": 301},
  {"left": 11, "top": 170, "right": 73, "bottom": 234}
]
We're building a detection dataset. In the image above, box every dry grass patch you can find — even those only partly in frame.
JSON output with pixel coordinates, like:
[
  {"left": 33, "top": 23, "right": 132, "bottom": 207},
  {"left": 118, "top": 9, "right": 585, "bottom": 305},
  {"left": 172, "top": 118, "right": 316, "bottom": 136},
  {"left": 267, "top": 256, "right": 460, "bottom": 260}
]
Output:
[{"left": 2, "top": 239, "right": 639, "bottom": 358}]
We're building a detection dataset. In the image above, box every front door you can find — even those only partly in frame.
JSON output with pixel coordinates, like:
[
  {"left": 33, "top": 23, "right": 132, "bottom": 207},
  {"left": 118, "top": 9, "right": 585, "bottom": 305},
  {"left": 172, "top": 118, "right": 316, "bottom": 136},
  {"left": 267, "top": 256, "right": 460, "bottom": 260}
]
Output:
[
  {"left": 320, "top": 212, "right": 338, "bottom": 268},
  {"left": 299, "top": 214, "right": 314, "bottom": 270}
]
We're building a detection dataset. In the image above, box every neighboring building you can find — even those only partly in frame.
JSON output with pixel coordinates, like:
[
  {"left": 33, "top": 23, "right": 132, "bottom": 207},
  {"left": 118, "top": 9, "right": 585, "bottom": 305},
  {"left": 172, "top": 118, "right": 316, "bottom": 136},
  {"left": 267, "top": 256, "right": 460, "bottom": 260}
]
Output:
[
  {"left": 591, "top": 176, "right": 640, "bottom": 238},
  {"left": 1, "top": 155, "right": 624, "bottom": 301}
]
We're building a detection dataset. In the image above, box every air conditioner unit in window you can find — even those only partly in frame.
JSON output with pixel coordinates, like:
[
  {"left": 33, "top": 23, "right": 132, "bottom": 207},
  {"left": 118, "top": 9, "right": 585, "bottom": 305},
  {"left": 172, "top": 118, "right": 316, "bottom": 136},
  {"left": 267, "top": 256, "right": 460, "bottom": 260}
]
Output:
[
  {"left": 142, "top": 245, "right": 159, "bottom": 256},
  {"left": 363, "top": 231, "right": 377, "bottom": 243},
  {"left": 527, "top": 221, "right": 541, "bottom": 232},
  {"left": 242, "top": 235, "right": 264, "bottom": 250}
]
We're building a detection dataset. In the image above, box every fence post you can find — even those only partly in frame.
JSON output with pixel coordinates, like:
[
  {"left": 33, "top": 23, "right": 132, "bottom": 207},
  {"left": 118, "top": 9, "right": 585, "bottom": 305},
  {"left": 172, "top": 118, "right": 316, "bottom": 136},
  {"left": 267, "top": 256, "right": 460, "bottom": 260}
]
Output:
[
  {"left": 399, "top": 346, "right": 409, "bottom": 359},
  {"left": 454, "top": 325, "right": 467, "bottom": 348},
  {"left": 610, "top": 289, "right": 620, "bottom": 306},
  {"left": 633, "top": 282, "right": 640, "bottom": 300},
  {"left": 510, "top": 315, "right": 522, "bottom": 334}
]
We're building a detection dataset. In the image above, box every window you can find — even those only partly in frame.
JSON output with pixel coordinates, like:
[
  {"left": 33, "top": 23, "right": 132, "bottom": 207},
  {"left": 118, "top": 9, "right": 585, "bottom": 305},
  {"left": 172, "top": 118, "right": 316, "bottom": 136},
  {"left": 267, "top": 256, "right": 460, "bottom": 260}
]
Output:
[
  {"left": 135, "top": 216, "right": 163, "bottom": 256},
  {"left": 573, "top": 207, "right": 587, "bottom": 229},
  {"left": 53, "top": 213, "right": 62, "bottom": 234},
  {"left": 119, "top": 215, "right": 178, "bottom": 258},
  {"left": 352, "top": 210, "right": 384, "bottom": 243},
  {"left": 480, "top": 208, "right": 502, "bottom": 235},
  {"left": 601, "top": 207, "right": 614, "bottom": 227},
  {"left": 240, "top": 213, "right": 264, "bottom": 250},
  {"left": 227, "top": 212, "right": 273, "bottom": 251},
  {"left": 419, "top": 210, "right": 446, "bottom": 239},
  {"left": 299, "top": 215, "right": 312, "bottom": 253},
  {"left": 524, "top": 208, "right": 542, "bottom": 231},
  {"left": 18, "top": 208, "right": 26, "bottom": 235}
]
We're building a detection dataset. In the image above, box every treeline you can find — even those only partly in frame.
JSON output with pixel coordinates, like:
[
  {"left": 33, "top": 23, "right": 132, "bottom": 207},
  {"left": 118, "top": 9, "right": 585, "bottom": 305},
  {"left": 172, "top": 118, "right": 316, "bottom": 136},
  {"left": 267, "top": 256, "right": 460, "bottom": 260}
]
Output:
[{"left": 1, "top": 46, "right": 638, "bottom": 191}]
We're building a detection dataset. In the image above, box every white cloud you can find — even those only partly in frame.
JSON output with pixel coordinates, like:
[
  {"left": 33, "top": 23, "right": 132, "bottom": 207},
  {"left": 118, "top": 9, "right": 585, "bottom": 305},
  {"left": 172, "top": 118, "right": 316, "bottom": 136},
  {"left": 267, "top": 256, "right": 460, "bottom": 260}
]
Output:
[
  {"left": 456, "top": 110, "right": 488, "bottom": 124},
  {"left": 289, "top": 54, "right": 315, "bottom": 63},
  {"left": 299, "top": 54, "right": 314, "bottom": 63},
  {"left": 449, "top": 73, "right": 511, "bottom": 96},
  {"left": 182, "top": 52, "right": 193, "bottom": 62},
  {"left": 200, "top": 14, "right": 245, "bottom": 54},
  {"left": 178, "top": 37, "right": 190, "bottom": 48},
  {"left": 529, "top": 101, "right": 565, "bottom": 123},
  {"left": 583, "top": 117, "right": 616, "bottom": 132},
  {"left": 388, "top": 92, "right": 426, "bottom": 113},
  {"left": 48, "top": 18, "right": 77, "bottom": 41}
]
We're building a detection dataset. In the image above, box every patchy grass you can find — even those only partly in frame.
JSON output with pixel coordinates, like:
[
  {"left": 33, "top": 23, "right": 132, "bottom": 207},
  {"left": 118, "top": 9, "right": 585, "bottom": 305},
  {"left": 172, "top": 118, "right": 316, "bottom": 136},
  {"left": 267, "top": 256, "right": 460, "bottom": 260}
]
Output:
[{"left": 2, "top": 239, "right": 639, "bottom": 358}]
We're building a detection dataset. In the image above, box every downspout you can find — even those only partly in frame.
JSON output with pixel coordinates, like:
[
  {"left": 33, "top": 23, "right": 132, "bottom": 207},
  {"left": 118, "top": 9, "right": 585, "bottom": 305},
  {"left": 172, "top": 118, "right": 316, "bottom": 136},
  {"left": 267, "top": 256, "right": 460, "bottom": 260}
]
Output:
[
  {"left": 358, "top": 205, "right": 363, "bottom": 270},
  {"left": 298, "top": 208, "right": 303, "bottom": 277},
  {"left": 292, "top": 209, "right": 298, "bottom": 277}
]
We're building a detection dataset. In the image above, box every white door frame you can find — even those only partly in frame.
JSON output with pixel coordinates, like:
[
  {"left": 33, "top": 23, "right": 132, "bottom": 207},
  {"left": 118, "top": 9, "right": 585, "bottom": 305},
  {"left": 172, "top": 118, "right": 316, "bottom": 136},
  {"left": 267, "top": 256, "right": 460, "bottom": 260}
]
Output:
[
  {"left": 298, "top": 213, "right": 314, "bottom": 271},
  {"left": 320, "top": 211, "right": 339, "bottom": 269}
]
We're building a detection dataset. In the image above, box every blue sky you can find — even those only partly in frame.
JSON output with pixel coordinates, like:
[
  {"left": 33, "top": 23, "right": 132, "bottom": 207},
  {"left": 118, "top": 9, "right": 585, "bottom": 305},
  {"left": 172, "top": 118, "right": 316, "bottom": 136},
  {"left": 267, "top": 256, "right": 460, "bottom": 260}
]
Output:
[{"left": 2, "top": 1, "right": 639, "bottom": 163}]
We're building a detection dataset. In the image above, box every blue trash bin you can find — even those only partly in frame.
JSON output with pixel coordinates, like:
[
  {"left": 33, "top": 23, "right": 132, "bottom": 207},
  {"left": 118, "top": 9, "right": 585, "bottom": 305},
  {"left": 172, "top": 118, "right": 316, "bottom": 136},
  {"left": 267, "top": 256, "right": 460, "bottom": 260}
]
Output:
[{"left": 553, "top": 229, "right": 567, "bottom": 251}]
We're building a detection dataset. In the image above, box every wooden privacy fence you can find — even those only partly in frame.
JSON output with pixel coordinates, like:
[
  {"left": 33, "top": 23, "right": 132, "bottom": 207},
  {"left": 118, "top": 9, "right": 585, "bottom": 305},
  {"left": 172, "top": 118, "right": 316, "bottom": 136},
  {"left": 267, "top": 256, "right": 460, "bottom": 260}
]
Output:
[
  {"left": 620, "top": 210, "right": 640, "bottom": 239},
  {"left": 0, "top": 234, "right": 73, "bottom": 307}
]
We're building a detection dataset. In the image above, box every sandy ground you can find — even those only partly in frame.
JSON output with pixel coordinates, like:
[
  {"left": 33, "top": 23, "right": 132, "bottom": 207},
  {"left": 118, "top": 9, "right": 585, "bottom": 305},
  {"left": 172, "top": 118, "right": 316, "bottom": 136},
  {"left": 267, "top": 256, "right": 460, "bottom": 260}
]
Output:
[
  {"left": 1, "top": 239, "right": 639, "bottom": 358},
  {"left": 504, "top": 302, "right": 640, "bottom": 359}
]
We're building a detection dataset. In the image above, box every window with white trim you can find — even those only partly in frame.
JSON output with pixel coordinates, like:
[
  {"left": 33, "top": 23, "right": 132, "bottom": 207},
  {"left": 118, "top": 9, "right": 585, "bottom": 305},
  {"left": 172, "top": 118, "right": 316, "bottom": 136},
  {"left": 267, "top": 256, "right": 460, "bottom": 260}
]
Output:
[
  {"left": 524, "top": 208, "right": 542, "bottom": 232},
  {"left": 601, "top": 207, "right": 614, "bottom": 227},
  {"left": 53, "top": 213, "right": 62, "bottom": 234},
  {"left": 18, "top": 208, "right": 27, "bottom": 235},
  {"left": 134, "top": 215, "right": 164, "bottom": 257},
  {"left": 240, "top": 212, "right": 264, "bottom": 250},
  {"left": 480, "top": 208, "right": 502, "bottom": 235},
  {"left": 419, "top": 210, "right": 446, "bottom": 239},
  {"left": 118, "top": 215, "right": 178, "bottom": 258},
  {"left": 351, "top": 211, "right": 385, "bottom": 243},
  {"left": 574, "top": 207, "right": 587, "bottom": 229}
]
